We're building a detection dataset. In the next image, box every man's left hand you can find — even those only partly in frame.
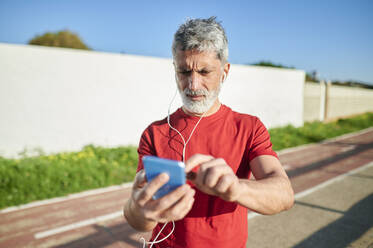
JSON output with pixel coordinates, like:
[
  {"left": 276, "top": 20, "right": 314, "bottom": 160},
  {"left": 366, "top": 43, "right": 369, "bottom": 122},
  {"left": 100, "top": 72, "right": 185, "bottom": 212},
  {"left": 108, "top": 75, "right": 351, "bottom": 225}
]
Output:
[{"left": 185, "top": 154, "right": 241, "bottom": 202}]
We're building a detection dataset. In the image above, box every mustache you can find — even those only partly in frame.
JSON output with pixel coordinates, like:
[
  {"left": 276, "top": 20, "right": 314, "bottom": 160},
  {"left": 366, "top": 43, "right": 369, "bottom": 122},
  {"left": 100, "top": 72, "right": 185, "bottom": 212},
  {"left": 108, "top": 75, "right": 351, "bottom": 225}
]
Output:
[{"left": 183, "top": 88, "right": 209, "bottom": 96}]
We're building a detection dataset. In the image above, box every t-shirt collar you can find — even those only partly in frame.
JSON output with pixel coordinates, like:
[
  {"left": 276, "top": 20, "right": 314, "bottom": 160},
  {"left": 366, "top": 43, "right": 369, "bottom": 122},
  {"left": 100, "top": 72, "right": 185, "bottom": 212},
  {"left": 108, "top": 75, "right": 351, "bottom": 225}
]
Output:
[{"left": 175, "top": 104, "right": 229, "bottom": 123}]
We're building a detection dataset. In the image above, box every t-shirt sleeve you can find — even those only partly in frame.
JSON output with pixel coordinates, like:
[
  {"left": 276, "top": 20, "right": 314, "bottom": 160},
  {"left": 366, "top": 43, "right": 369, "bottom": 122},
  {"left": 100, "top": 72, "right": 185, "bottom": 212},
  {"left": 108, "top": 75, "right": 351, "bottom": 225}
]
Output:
[
  {"left": 248, "top": 117, "right": 278, "bottom": 162},
  {"left": 137, "top": 128, "right": 155, "bottom": 172}
]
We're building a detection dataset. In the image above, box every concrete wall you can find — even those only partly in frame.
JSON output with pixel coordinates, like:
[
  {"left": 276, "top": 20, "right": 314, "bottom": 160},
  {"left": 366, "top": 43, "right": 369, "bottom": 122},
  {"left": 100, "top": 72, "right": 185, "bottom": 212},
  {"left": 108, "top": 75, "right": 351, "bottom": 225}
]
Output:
[
  {"left": 327, "top": 84, "right": 373, "bottom": 119},
  {"left": 304, "top": 82, "right": 322, "bottom": 122},
  {"left": 0, "top": 43, "right": 305, "bottom": 158},
  {"left": 304, "top": 82, "right": 373, "bottom": 122}
]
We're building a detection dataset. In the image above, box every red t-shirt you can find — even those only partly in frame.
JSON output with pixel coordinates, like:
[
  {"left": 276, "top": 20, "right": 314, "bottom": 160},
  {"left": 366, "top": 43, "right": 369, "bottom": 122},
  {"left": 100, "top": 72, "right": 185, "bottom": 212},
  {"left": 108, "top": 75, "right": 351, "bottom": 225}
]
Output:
[{"left": 137, "top": 104, "right": 277, "bottom": 248}]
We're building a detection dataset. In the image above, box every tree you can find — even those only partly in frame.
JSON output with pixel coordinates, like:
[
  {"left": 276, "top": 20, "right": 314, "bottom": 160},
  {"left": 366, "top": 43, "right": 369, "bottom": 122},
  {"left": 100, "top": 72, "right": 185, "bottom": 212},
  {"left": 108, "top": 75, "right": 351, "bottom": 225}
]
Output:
[
  {"left": 305, "top": 70, "right": 318, "bottom": 82},
  {"left": 251, "top": 60, "right": 295, "bottom": 69},
  {"left": 28, "top": 30, "right": 91, "bottom": 50}
]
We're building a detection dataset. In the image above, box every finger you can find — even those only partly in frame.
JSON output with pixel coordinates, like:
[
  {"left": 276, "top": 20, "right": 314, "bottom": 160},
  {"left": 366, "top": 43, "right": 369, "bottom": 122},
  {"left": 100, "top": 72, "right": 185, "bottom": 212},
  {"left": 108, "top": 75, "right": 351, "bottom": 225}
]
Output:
[
  {"left": 200, "top": 159, "right": 231, "bottom": 187},
  {"left": 195, "top": 162, "right": 215, "bottom": 187},
  {"left": 171, "top": 189, "right": 195, "bottom": 220},
  {"left": 159, "top": 188, "right": 195, "bottom": 222},
  {"left": 185, "top": 154, "right": 214, "bottom": 172},
  {"left": 136, "top": 173, "right": 169, "bottom": 206},
  {"left": 133, "top": 170, "right": 147, "bottom": 189},
  {"left": 149, "top": 184, "right": 193, "bottom": 212},
  {"left": 196, "top": 159, "right": 230, "bottom": 187},
  {"left": 204, "top": 165, "right": 232, "bottom": 188},
  {"left": 187, "top": 194, "right": 195, "bottom": 209},
  {"left": 214, "top": 174, "right": 232, "bottom": 193},
  {"left": 193, "top": 159, "right": 221, "bottom": 186}
]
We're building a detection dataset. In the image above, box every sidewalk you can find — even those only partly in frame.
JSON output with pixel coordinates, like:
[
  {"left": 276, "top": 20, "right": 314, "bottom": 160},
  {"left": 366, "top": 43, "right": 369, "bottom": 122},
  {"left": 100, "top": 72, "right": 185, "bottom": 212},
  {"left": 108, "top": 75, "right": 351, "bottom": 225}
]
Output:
[{"left": 246, "top": 162, "right": 373, "bottom": 248}]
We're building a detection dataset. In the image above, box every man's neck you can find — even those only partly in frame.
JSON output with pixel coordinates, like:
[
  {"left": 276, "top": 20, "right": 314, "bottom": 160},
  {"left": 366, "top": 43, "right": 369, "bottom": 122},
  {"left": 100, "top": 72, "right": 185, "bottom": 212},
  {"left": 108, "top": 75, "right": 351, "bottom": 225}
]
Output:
[{"left": 182, "top": 100, "right": 221, "bottom": 117}]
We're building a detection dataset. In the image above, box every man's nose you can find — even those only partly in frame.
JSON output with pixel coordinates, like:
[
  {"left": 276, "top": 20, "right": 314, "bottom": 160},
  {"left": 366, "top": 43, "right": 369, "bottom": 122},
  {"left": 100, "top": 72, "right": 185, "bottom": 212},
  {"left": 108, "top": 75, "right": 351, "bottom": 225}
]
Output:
[{"left": 188, "top": 72, "right": 201, "bottom": 90}]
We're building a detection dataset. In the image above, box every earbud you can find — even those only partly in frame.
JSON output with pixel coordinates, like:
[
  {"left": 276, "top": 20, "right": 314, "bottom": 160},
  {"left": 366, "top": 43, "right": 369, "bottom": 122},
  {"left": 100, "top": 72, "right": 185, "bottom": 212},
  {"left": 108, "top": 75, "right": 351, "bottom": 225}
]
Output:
[{"left": 222, "top": 72, "right": 227, "bottom": 82}]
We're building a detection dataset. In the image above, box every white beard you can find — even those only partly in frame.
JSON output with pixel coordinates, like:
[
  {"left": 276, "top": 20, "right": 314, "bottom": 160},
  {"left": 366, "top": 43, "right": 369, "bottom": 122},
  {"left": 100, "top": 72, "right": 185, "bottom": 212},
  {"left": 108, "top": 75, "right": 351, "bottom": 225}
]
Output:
[{"left": 178, "top": 83, "right": 222, "bottom": 114}]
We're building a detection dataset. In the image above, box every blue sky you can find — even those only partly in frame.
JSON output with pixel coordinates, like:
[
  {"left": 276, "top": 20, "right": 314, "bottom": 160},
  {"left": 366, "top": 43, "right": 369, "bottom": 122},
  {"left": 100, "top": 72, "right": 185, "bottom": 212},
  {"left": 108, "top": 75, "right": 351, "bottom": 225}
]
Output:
[{"left": 1, "top": 0, "right": 372, "bottom": 84}]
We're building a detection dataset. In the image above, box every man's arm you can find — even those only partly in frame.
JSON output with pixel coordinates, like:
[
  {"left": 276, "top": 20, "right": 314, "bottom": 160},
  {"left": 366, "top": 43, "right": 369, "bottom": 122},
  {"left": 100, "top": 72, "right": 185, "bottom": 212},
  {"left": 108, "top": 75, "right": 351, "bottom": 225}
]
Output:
[
  {"left": 236, "top": 155, "right": 294, "bottom": 214},
  {"left": 124, "top": 170, "right": 195, "bottom": 232},
  {"left": 185, "top": 154, "right": 294, "bottom": 215}
]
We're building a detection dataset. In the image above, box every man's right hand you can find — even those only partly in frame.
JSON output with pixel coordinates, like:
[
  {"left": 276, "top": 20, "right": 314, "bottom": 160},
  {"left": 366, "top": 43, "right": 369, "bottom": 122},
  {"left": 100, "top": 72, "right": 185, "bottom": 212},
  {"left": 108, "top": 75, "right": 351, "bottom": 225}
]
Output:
[{"left": 124, "top": 170, "right": 195, "bottom": 231}]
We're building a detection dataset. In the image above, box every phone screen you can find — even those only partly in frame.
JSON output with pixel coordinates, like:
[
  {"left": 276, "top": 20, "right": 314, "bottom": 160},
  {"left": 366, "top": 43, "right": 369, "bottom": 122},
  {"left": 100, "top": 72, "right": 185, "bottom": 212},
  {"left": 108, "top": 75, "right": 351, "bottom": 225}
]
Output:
[{"left": 142, "top": 156, "right": 186, "bottom": 199}]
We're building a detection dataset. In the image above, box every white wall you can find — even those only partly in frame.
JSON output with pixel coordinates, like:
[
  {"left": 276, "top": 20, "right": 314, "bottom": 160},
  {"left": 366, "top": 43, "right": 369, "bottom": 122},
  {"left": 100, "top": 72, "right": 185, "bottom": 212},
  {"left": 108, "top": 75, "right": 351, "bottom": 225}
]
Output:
[
  {"left": 304, "top": 82, "right": 373, "bottom": 122},
  {"left": 327, "top": 84, "right": 373, "bottom": 119},
  {"left": 0, "top": 43, "right": 304, "bottom": 158},
  {"left": 220, "top": 64, "right": 304, "bottom": 128},
  {"left": 304, "top": 82, "right": 322, "bottom": 122}
]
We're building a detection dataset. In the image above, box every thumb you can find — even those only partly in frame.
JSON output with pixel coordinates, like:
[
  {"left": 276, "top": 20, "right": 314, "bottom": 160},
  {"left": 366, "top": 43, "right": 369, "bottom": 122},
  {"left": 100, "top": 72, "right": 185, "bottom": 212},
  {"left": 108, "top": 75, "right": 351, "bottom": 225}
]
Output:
[{"left": 134, "top": 170, "right": 147, "bottom": 188}]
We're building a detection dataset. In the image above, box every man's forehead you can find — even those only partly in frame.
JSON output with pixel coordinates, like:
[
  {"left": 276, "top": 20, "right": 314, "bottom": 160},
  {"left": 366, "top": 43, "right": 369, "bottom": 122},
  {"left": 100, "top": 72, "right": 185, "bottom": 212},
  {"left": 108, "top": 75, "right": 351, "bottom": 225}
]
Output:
[{"left": 174, "top": 50, "right": 221, "bottom": 68}]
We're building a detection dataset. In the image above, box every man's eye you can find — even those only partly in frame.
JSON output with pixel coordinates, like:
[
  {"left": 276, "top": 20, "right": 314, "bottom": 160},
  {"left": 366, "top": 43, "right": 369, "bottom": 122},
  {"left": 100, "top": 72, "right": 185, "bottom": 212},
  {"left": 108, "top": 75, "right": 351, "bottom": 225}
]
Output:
[
  {"left": 200, "top": 70, "right": 210, "bottom": 75},
  {"left": 180, "top": 71, "right": 191, "bottom": 75}
]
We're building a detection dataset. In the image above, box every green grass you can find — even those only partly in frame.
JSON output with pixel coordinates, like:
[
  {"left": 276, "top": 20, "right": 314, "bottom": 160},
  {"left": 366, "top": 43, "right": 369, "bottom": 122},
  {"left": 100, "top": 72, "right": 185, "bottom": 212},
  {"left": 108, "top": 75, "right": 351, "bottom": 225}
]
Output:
[
  {"left": 0, "top": 145, "right": 138, "bottom": 209},
  {"left": 1, "top": 112, "right": 372, "bottom": 209},
  {"left": 269, "top": 112, "right": 373, "bottom": 151}
]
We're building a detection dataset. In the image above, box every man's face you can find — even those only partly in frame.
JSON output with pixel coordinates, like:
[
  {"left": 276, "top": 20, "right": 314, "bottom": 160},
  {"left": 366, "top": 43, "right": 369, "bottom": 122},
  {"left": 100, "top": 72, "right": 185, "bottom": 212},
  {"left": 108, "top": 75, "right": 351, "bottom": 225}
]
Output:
[{"left": 173, "top": 50, "right": 229, "bottom": 115}]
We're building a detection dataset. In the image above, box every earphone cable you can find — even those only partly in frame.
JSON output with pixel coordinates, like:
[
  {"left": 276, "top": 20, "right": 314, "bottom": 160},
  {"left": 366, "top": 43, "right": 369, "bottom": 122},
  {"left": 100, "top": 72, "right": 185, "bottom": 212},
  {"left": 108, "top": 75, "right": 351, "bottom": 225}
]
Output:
[{"left": 141, "top": 87, "right": 207, "bottom": 248}]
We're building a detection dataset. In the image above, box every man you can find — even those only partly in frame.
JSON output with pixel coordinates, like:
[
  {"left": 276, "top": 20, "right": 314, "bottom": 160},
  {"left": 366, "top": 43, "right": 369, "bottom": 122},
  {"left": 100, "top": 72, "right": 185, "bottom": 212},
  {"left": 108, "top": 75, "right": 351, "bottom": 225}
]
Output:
[{"left": 124, "top": 17, "right": 294, "bottom": 247}]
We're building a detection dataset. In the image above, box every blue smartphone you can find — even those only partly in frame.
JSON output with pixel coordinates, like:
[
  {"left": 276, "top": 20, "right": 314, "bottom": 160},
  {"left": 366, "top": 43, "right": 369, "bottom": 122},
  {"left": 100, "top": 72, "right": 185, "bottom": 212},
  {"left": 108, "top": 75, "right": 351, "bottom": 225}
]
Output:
[{"left": 142, "top": 156, "right": 186, "bottom": 199}]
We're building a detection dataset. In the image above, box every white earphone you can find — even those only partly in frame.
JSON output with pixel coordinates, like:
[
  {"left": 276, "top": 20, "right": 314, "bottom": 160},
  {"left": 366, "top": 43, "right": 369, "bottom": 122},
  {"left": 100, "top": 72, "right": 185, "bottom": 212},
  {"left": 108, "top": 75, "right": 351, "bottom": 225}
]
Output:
[
  {"left": 141, "top": 87, "right": 207, "bottom": 248},
  {"left": 222, "top": 72, "right": 227, "bottom": 82}
]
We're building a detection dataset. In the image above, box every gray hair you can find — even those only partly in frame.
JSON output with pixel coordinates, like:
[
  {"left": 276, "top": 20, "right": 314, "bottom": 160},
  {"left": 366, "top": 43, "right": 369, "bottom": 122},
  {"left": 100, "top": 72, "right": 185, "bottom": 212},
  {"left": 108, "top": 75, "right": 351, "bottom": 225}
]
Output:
[{"left": 172, "top": 17, "right": 228, "bottom": 64}]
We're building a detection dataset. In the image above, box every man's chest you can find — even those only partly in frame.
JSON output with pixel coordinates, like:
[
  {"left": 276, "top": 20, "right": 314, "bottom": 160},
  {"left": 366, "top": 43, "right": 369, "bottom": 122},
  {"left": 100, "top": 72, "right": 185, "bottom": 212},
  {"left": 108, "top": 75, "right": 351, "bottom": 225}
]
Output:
[{"left": 151, "top": 122, "right": 252, "bottom": 174}]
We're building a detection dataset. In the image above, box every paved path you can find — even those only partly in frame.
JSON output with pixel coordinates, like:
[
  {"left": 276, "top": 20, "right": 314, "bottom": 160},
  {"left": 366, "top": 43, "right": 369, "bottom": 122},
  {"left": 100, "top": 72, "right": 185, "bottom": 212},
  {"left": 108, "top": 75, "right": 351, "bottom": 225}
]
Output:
[
  {"left": 1, "top": 128, "right": 373, "bottom": 248},
  {"left": 247, "top": 161, "right": 373, "bottom": 248}
]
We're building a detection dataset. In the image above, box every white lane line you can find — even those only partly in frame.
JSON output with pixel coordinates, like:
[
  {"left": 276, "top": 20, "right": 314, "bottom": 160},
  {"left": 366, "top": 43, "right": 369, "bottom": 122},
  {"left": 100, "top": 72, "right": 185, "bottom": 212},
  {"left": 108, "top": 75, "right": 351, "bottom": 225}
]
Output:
[
  {"left": 294, "top": 161, "right": 373, "bottom": 199},
  {"left": 276, "top": 127, "right": 373, "bottom": 155},
  {"left": 34, "top": 211, "right": 123, "bottom": 239},
  {"left": 0, "top": 182, "right": 133, "bottom": 214},
  {"left": 340, "top": 145, "right": 357, "bottom": 153},
  {"left": 248, "top": 161, "right": 373, "bottom": 220}
]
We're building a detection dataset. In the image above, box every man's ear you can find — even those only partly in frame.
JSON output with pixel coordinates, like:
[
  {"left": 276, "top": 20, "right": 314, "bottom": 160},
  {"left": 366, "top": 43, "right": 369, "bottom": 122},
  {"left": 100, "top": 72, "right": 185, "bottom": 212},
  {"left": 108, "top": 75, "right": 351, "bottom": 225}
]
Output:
[
  {"left": 222, "top": 62, "right": 231, "bottom": 82},
  {"left": 173, "top": 61, "right": 178, "bottom": 82}
]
